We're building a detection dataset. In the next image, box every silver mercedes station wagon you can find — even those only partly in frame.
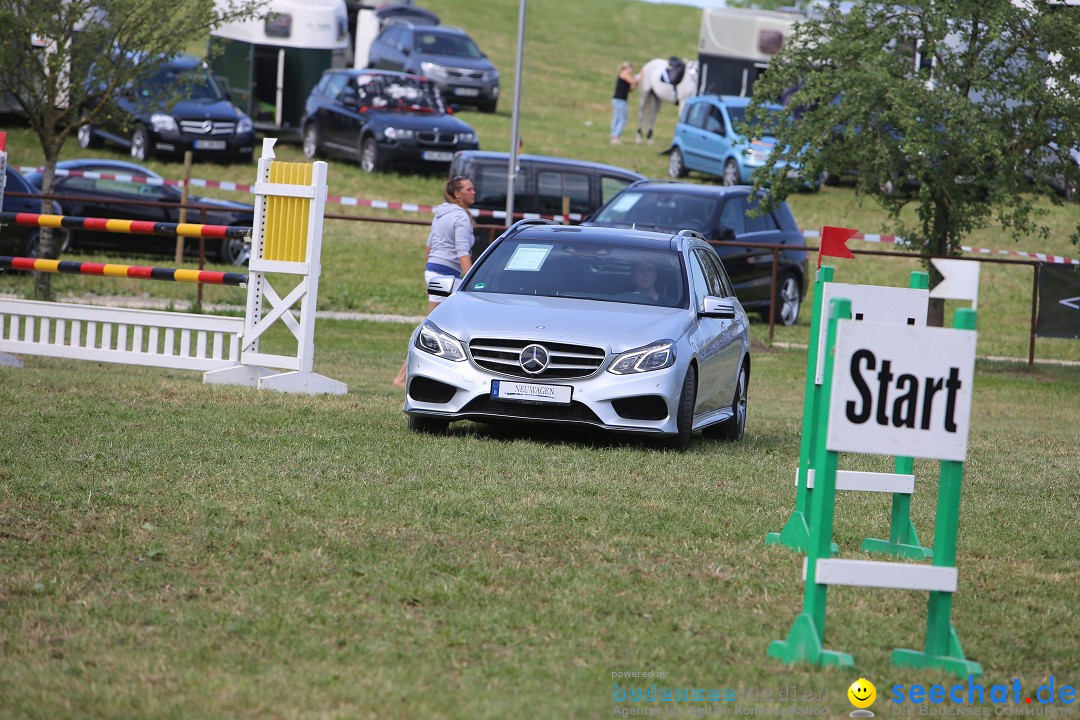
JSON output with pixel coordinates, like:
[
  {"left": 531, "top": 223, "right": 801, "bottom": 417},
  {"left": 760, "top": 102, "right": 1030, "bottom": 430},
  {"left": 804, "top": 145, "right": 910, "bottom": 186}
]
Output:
[{"left": 402, "top": 220, "right": 751, "bottom": 450}]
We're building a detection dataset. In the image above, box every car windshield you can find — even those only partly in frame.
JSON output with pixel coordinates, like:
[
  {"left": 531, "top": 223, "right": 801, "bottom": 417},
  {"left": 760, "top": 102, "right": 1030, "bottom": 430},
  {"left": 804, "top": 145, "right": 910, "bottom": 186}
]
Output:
[
  {"left": 414, "top": 32, "right": 483, "bottom": 59},
  {"left": 352, "top": 74, "right": 445, "bottom": 113},
  {"left": 590, "top": 191, "right": 720, "bottom": 235},
  {"left": 141, "top": 64, "right": 224, "bottom": 101},
  {"left": 465, "top": 237, "right": 687, "bottom": 308}
]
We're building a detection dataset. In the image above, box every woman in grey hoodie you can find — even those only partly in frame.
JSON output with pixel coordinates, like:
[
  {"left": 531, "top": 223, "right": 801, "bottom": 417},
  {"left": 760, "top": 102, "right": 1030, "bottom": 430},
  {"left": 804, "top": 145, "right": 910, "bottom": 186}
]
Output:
[{"left": 393, "top": 176, "right": 476, "bottom": 387}]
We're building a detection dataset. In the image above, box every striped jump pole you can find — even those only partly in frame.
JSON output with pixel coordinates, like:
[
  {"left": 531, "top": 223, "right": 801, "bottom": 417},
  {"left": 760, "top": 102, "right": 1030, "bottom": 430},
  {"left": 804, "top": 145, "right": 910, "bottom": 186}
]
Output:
[
  {"left": 0, "top": 211, "right": 251, "bottom": 241},
  {"left": 0, "top": 256, "right": 248, "bottom": 286}
]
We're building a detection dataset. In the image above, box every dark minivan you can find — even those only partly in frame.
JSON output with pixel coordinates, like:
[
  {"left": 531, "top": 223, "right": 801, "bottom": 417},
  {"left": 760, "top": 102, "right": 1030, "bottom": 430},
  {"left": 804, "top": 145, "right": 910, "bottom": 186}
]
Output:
[{"left": 449, "top": 151, "right": 646, "bottom": 221}]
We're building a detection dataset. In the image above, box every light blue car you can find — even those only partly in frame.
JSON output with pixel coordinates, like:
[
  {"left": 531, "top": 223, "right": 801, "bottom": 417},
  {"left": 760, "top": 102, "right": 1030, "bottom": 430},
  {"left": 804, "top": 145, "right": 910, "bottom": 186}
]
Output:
[{"left": 665, "top": 95, "right": 794, "bottom": 185}]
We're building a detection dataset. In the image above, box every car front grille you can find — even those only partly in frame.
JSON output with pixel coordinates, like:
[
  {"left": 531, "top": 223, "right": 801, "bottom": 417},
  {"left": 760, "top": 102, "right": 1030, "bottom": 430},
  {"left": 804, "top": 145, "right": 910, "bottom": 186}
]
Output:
[
  {"left": 446, "top": 69, "right": 485, "bottom": 80},
  {"left": 416, "top": 131, "right": 462, "bottom": 146},
  {"left": 179, "top": 120, "right": 237, "bottom": 136},
  {"left": 468, "top": 338, "right": 606, "bottom": 379},
  {"left": 459, "top": 396, "right": 602, "bottom": 424}
]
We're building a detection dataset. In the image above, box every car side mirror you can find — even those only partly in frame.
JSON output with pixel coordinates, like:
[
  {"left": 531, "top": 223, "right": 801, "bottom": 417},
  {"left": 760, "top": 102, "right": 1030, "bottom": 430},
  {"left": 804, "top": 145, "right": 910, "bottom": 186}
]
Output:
[
  {"left": 700, "top": 296, "right": 736, "bottom": 319},
  {"left": 716, "top": 226, "right": 736, "bottom": 241},
  {"left": 402, "top": 47, "right": 411, "bottom": 56},
  {"left": 427, "top": 276, "right": 458, "bottom": 297}
]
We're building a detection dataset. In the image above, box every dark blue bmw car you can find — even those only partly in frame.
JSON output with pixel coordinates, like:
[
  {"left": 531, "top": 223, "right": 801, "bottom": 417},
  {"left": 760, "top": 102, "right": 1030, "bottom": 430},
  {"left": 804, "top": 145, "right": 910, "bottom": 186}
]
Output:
[{"left": 300, "top": 69, "right": 479, "bottom": 173}]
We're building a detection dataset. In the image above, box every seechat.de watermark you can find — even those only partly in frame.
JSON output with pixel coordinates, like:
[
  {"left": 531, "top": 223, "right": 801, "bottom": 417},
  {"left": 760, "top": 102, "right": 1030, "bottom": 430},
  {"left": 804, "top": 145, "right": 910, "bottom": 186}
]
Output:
[{"left": 890, "top": 676, "right": 1075, "bottom": 716}]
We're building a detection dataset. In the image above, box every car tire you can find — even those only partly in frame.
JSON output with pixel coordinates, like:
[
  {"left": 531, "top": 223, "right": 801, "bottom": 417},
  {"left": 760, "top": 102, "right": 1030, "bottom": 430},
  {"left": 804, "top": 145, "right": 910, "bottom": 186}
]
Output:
[
  {"left": 707, "top": 362, "right": 748, "bottom": 441},
  {"left": 360, "top": 137, "right": 380, "bottom": 173},
  {"left": 722, "top": 158, "right": 741, "bottom": 186},
  {"left": 22, "top": 228, "right": 71, "bottom": 258},
  {"left": 218, "top": 236, "right": 249, "bottom": 266},
  {"left": 77, "top": 123, "right": 100, "bottom": 149},
  {"left": 302, "top": 123, "right": 321, "bottom": 159},
  {"left": 479, "top": 100, "right": 497, "bottom": 114},
  {"left": 767, "top": 271, "right": 802, "bottom": 326},
  {"left": 668, "top": 147, "right": 687, "bottom": 178},
  {"left": 130, "top": 126, "right": 150, "bottom": 162},
  {"left": 408, "top": 415, "right": 450, "bottom": 435},
  {"left": 663, "top": 364, "right": 697, "bottom": 451}
]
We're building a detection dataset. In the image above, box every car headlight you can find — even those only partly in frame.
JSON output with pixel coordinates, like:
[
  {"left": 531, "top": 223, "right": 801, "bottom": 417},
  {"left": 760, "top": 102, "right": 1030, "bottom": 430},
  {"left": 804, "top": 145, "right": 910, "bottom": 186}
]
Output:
[
  {"left": 746, "top": 146, "right": 770, "bottom": 165},
  {"left": 483, "top": 69, "right": 499, "bottom": 81},
  {"left": 420, "top": 62, "right": 449, "bottom": 79},
  {"left": 150, "top": 113, "right": 177, "bottom": 133},
  {"left": 457, "top": 132, "right": 476, "bottom": 143},
  {"left": 236, "top": 115, "right": 253, "bottom": 134},
  {"left": 608, "top": 341, "right": 675, "bottom": 374},
  {"left": 384, "top": 127, "right": 415, "bottom": 141},
  {"left": 415, "top": 321, "right": 466, "bottom": 362}
]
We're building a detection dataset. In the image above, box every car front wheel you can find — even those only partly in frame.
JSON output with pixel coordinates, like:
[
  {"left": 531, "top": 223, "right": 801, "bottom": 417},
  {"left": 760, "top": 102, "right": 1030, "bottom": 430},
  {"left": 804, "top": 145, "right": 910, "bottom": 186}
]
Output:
[
  {"left": 662, "top": 364, "right": 697, "bottom": 451},
  {"left": 769, "top": 272, "right": 802, "bottom": 326},
  {"left": 130, "top": 126, "right": 150, "bottom": 162},
  {"left": 722, "top": 158, "right": 741, "bottom": 186},
  {"left": 77, "top": 124, "right": 100, "bottom": 149},
  {"left": 302, "top": 123, "right": 321, "bottom": 159},
  {"left": 23, "top": 228, "right": 72, "bottom": 258},
  {"left": 360, "top": 137, "right": 380, "bottom": 173},
  {"left": 218, "top": 236, "right": 249, "bottom": 266},
  {"left": 668, "top": 147, "right": 687, "bottom": 178}
]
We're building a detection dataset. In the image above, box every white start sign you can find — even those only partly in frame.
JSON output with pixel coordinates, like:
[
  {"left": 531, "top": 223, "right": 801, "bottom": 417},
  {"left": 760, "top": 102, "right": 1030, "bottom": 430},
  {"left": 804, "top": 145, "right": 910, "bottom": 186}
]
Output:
[
  {"left": 826, "top": 319, "right": 977, "bottom": 462},
  {"left": 816, "top": 283, "right": 928, "bottom": 384}
]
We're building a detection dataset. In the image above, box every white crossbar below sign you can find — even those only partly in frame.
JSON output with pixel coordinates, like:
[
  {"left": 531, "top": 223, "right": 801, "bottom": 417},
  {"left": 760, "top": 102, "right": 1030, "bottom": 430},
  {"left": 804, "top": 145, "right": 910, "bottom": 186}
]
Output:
[{"left": 804, "top": 559, "right": 958, "bottom": 592}]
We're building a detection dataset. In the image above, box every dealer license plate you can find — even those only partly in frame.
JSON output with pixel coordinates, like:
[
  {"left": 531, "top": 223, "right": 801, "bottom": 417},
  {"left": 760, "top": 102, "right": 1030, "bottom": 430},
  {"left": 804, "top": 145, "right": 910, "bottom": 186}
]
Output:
[
  {"left": 422, "top": 151, "right": 454, "bottom": 162},
  {"left": 453, "top": 87, "right": 480, "bottom": 97},
  {"left": 194, "top": 140, "right": 227, "bottom": 150},
  {"left": 491, "top": 379, "right": 572, "bottom": 405}
]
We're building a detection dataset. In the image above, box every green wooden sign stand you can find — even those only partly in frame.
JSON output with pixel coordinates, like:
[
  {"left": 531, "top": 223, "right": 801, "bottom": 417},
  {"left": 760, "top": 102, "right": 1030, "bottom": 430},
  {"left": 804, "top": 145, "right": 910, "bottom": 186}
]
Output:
[
  {"left": 766, "top": 266, "right": 933, "bottom": 560},
  {"left": 768, "top": 298, "right": 982, "bottom": 678}
]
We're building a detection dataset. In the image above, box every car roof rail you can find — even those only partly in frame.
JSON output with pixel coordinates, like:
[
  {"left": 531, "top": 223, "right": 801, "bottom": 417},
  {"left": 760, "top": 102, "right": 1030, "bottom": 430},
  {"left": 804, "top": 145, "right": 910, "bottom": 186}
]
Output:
[
  {"left": 504, "top": 217, "right": 560, "bottom": 234},
  {"left": 675, "top": 229, "right": 707, "bottom": 243}
]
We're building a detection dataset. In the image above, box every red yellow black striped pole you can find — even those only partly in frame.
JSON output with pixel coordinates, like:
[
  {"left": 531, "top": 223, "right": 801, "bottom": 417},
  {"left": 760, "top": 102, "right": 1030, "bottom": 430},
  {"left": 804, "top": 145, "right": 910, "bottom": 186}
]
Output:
[
  {"left": 0, "top": 256, "right": 248, "bottom": 286},
  {"left": 0, "top": 212, "right": 251, "bottom": 240}
]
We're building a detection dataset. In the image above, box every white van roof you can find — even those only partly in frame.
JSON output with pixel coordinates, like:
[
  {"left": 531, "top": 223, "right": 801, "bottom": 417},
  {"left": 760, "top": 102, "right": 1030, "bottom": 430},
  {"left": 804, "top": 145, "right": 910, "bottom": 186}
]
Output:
[{"left": 211, "top": 0, "right": 349, "bottom": 50}]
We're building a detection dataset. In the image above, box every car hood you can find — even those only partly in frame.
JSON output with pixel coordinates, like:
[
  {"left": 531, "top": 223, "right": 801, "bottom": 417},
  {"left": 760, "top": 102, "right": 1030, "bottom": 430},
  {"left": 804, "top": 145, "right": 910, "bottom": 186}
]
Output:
[
  {"left": 418, "top": 55, "right": 495, "bottom": 73},
  {"left": 126, "top": 96, "right": 242, "bottom": 121},
  {"left": 429, "top": 291, "right": 692, "bottom": 354},
  {"left": 189, "top": 194, "right": 254, "bottom": 214},
  {"left": 363, "top": 110, "right": 475, "bottom": 133}
]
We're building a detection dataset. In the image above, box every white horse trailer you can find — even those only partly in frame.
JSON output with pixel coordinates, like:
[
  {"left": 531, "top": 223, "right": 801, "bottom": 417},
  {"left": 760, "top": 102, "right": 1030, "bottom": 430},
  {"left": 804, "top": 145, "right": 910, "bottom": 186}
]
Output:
[
  {"left": 697, "top": 7, "right": 804, "bottom": 98},
  {"left": 209, "top": 0, "right": 350, "bottom": 137}
]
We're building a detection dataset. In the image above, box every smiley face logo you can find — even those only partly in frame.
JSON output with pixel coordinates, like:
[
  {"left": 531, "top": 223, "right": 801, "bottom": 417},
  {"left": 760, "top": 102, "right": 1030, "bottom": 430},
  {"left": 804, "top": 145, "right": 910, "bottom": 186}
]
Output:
[{"left": 848, "top": 678, "right": 877, "bottom": 709}]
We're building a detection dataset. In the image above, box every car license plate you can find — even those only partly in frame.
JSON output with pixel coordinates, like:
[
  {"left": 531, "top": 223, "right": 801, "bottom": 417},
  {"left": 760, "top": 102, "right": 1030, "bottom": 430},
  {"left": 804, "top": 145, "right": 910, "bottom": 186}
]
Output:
[
  {"left": 422, "top": 151, "right": 454, "bottom": 162},
  {"left": 491, "top": 379, "right": 572, "bottom": 405},
  {"left": 453, "top": 87, "right": 480, "bottom": 97},
  {"left": 193, "top": 140, "right": 227, "bottom": 150}
]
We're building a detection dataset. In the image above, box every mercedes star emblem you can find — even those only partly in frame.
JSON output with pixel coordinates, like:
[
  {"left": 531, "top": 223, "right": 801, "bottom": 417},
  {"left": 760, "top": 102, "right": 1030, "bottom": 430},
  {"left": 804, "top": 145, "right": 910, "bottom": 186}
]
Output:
[{"left": 519, "top": 344, "right": 549, "bottom": 375}]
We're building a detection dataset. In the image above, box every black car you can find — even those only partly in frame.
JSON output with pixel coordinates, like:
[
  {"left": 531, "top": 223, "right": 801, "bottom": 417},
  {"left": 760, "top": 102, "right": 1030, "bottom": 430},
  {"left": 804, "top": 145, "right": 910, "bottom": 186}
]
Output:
[
  {"left": 1, "top": 165, "right": 68, "bottom": 257},
  {"left": 584, "top": 181, "right": 809, "bottom": 325},
  {"left": 77, "top": 53, "right": 256, "bottom": 164},
  {"left": 25, "top": 159, "right": 254, "bottom": 265},
  {"left": 368, "top": 23, "right": 499, "bottom": 113},
  {"left": 300, "top": 69, "right": 479, "bottom": 173}
]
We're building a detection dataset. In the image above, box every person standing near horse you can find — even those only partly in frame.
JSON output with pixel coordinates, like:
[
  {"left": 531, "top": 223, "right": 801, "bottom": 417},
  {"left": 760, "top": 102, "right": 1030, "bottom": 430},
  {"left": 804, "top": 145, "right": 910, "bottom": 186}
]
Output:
[
  {"left": 392, "top": 175, "right": 477, "bottom": 388},
  {"left": 610, "top": 61, "right": 638, "bottom": 144}
]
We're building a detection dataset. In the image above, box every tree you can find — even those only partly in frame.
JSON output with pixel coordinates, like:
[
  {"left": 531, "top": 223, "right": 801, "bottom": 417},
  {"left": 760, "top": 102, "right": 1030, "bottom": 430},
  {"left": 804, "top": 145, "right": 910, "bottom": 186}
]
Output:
[
  {"left": 0, "top": 0, "right": 265, "bottom": 300},
  {"left": 746, "top": 0, "right": 1080, "bottom": 322}
]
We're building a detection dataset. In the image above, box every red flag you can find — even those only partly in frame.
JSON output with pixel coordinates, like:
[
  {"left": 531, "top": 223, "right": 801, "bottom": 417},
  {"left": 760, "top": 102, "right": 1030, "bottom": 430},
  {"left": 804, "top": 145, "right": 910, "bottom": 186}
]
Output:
[
  {"left": 0, "top": 131, "right": 6, "bottom": 151},
  {"left": 817, "top": 225, "right": 857, "bottom": 269}
]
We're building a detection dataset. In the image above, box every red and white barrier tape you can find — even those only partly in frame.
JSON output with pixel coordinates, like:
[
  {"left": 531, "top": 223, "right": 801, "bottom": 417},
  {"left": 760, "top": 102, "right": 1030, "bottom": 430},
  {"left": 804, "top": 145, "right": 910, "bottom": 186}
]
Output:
[
  {"left": 17, "top": 166, "right": 1073, "bottom": 263},
  {"left": 803, "top": 229, "right": 1079, "bottom": 266}
]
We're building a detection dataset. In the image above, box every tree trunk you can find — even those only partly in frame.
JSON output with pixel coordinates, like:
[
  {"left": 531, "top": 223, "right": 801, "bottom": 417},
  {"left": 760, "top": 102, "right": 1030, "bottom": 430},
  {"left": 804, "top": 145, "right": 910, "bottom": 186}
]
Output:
[{"left": 33, "top": 154, "right": 57, "bottom": 301}]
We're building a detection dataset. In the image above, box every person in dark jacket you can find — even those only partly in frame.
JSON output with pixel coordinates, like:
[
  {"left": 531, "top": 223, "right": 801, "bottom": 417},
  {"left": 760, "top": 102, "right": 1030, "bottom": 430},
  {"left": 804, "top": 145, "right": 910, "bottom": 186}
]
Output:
[{"left": 610, "top": 61, "right": 638, "bottom": 144}]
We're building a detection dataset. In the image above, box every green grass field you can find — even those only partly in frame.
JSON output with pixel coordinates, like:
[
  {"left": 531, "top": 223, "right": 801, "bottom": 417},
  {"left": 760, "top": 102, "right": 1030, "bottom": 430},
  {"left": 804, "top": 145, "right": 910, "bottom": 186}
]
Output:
[{"left": 1, "top": 1, "right": 1079, "bottom": 717}]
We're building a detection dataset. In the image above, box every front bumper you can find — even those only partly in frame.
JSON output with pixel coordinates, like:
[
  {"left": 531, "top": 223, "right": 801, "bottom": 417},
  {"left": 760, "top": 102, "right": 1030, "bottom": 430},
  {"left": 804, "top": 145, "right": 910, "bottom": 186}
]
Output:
[
  {"left": 151, "top": 130, "right": 256, "bottom": 161},
  {"left": 376, "top": 138, "right": 480, "bottom": 168},
  {"left": 428, "top": 79, "right": 499, "bottom": 106},
  {"left": 402, "top": 342, "right": 686, "bottom": 435}
]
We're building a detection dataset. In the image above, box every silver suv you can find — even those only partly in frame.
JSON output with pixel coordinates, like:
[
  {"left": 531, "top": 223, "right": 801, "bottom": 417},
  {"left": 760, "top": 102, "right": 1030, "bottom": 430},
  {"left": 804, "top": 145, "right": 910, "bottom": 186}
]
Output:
[{"left": 367, "top": 22, "right": 499, "bottom": 113}]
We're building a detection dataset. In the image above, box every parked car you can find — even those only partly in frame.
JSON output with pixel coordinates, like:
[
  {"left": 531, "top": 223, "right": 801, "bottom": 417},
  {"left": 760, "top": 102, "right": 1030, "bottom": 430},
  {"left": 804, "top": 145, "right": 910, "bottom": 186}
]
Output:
[
  {"left": 1, "top": 165, "right": 68, "bottom": 257},
  {"left": 449, "top": 150, "right": 646, "bottom": 222},
  {"left": 24, "top": 159, "right": 254, "bottom": 265},
  {"left": 367, "top": 22, "right": 499, "bottom": 113},
  {"left": 584, "top": 181, "right": 808, "bottom": 325},
  {"left": 665, "top": 95, "right": 805, "bottom": 187},
  {"left": 300, "top": 68, "right": 479, "bottom": 172},
  {"left": 78, "top": 53, "right": 256, "bottom": 163},
  {"left": 403, "top": 220, "right": 751, "bottom": 450}
]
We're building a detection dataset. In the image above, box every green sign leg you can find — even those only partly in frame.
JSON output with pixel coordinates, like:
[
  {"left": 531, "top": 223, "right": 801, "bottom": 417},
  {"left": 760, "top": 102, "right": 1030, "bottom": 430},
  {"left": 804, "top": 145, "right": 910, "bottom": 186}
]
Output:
[
  {"left": 861, "top": 456, "right": 933, "bottom": 559},
  {"left": 767, "top": 266, "right": 834, "bottom": 553},
  {"left": 891, "top": 308, "right": 980, "bottom": 679}
]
